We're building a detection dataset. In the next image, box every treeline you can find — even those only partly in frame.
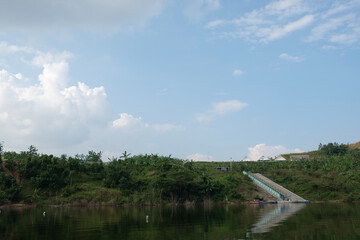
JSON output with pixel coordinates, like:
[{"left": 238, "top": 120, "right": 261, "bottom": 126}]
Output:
[
  {"left": 0, "top": 145, "right": 251, "bottom": 205},
  {"left": 1, "top": 142, "right": 360, "bottom": 205}
]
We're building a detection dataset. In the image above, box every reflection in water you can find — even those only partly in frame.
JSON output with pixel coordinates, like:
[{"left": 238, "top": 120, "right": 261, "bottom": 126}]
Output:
[
  {"left": 1, "top": 203, "right": 360, "bottom": 240},
  {"left": 250, "top": 203, "right": 306, "bottom": 234}
]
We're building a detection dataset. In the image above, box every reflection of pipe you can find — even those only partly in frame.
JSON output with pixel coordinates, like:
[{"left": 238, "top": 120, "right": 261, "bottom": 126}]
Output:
[{"left": 251, "top": 203, "right": 306, "bottom": 234}]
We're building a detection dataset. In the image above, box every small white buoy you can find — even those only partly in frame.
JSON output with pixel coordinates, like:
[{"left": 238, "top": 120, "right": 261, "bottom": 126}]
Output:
[
  {"left": 43, "top": 211, "right": 46, "bottom": 216},
  {"left": 146, "top": 215, "right": 149, "bottom": 223}
]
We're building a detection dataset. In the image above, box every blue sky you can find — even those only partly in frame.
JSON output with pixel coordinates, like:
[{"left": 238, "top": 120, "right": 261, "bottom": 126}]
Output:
[{"left": 0, "top": 0, "right": 359, "bottom": 161}]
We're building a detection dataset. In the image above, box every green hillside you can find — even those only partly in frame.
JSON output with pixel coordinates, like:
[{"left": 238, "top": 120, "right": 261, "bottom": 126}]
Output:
[
  {"left": 0, "top": 146, "right": 259, "bottom": 206},
  {"left": 282, "top": 142, "right": 360, "bottom": 160},
  {"left": 1, "top": 142, "right": 360, "bottom": 206}
]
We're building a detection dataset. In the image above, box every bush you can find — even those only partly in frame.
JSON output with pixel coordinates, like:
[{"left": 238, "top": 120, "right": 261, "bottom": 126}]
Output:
[
  {"left": 319, "top": 142, "right": 348, "bottom": 156},
  {"left": 0, "top": 174, "right": 22, "bottom": 203}
]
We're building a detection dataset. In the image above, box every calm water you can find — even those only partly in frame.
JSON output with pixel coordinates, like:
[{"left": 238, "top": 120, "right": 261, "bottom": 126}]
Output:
[{"left": 0, "top": 203, "right": 359, "bottom": 240}]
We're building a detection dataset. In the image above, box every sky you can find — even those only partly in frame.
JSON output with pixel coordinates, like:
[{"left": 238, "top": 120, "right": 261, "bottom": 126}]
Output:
[{"left": 0, "top": 0, "right": 360, "bottom": 161}]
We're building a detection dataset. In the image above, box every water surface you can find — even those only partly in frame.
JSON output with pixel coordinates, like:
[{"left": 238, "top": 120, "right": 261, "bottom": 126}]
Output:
[{"left": 0, "top": 203, "right": 359, "bottom": 239}]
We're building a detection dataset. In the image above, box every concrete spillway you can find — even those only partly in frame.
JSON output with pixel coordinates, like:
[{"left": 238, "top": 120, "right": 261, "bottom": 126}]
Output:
[
  {"left": 252, "top": 173, "right": 308, "bottom": 202},
  {"left": 243, "top": 170, "right": 308, "bottom": 203}
]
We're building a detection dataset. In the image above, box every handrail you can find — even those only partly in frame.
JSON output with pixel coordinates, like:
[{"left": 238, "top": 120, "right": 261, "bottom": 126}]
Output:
[
  {"left": 243, "top": 170, "right": 290, "bottom": 200},
  {"left": 253, "top": 174, "right": 285, "bottom": 196}
]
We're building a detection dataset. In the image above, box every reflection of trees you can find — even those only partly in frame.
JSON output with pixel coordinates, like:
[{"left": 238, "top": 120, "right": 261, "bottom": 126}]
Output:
[
  {"left": 3, "top": 204, "right": 358, "bottom": 240},
  {"left": 262, "top": 203, "right": 360, "bottom": 239},
  {"left": 0, "top": 205, "right": 257, "bottom": 240}
]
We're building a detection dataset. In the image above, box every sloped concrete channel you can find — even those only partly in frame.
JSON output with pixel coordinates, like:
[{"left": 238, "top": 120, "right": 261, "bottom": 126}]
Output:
[
  {"left": 243, "top": 170, "right": 309, "bottom": 203},
  {"left": 252, "top": 173, "right": 308, "bottom": 203}
]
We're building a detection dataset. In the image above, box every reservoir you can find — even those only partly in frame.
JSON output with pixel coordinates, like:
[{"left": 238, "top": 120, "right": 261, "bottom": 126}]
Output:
[{"left": 0, "top": 203, "right": 359, "bottom": 239}]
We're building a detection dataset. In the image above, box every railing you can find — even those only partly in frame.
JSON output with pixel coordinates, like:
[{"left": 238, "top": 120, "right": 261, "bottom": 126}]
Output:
[{"left": 243, "top": 170, "right": 290, "bottom": 200}]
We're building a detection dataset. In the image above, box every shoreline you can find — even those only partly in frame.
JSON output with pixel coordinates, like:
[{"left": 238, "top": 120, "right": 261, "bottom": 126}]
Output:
[{"left": 1, "top": 199, "right": 357, "bottom": 209}]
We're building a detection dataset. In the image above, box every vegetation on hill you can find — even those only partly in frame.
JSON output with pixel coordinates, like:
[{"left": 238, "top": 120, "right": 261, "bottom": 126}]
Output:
[
  {"left": 0, "top": 144, "right": 257, "bottom": 206},
  {"left": 240, "top": 143, "right": 360, "bottom": 202},
  {"left": 1, "top": 142, "right": 360, "bottom": 206}
]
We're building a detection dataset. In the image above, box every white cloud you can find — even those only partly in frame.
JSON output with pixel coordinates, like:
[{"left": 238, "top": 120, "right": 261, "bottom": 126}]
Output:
[
  {"left": 187, "top": 153, "right": 214, "bottom": 162},
  {"left": 196, "top": 100, "right": 248, "bottom": 123},
  {"left": 322, "top": 0, "right": 360, "bottom": 19},
  {"left": 195, "top": 113, "right": 213, "bottom": 123},
  {"left": 206, "top": 0, "right": 360, "bottom": 45},
  {"left": 307, "top": 1, "right": 360, "bottom": 45},
  {"left": 203, "top": 0, "right": 220, "bottom": 10},
  {"left": 206, "top": 19, "right": 227, "bottom": 29},
  {"left": 112, "top": 113, "right": 184, "bottom": 132},
  {"left": 279, "top": 53, "right": 304, "bottom": 62},
  {"left": 212, "top": 100, "right": 248, "bottom": 115},
  {"left": 307, "top": 14, "right": 356, "bottom": 42},
  {"left": 233, "top": 69, "right": 244, "bottom": 76},
  {"left": 112, "top": 113, "right": 142, "bottom": 129},
  {"left": 247, "top": 143, "right": 302, "bottom": 161},
  {"left": 0, "top": 47, "right": 109, "bottom": 148},
  {"left": 0, "top": 41, "right": 183, "bottom": 153},
  {"left": 321, "top": 45, "right": 337, "bottom": 50},
  {"left": 330, "top": 34, "right": 358, "bottom": 44},
  {"left": 0, "top": 42, "right": 36, "bottom": 55},
  {"left": 264, "top": 15, "right": 314, "bottom": 41},
  {"left": 0, "top": 112, "right": 9, "bottom": 121},
  {"left": 0, "top": 0, "right": 168, "bottom": 33},
  {"left": 206, "top": 0, "right": 313, "bottom": 43},
  {"left": 184, "top": 0, "right": 220, "bottom": 21},
  {"left": 14, "top": 73, "right": 23, "bottom": 80},
  {"left": 264, "top": 0, "right": 309, "bottom": 17}
]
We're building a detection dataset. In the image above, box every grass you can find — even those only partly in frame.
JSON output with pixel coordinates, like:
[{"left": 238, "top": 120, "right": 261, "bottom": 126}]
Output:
[{"left": 350, "top": 141, "right": 360, "bottom": 149}]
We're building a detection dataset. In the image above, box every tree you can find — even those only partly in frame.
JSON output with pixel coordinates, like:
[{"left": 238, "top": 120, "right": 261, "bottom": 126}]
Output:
[
  {"left": 27, "top": 145, "right": 38, "bottom": 158},
  {"left": 0, "top": 141, "right": 3, "bottom": 158},
  {"left": 319, "top": 142, "right": 348, "bottom": 156},
  {"left": 0, "top": 173, "right": 22, "bottom": 203},
  {"left": 86, "top": 151, "right": 102, "bottom": 163},
  {"left": 120, "top": 151, "right": 131, "bottom": 160},
  {"left": 0, "top": 141, "right": 4, "bottom": 164},
  {"left": 104, "top": 161, "right": 133, "bottom": 190}
]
